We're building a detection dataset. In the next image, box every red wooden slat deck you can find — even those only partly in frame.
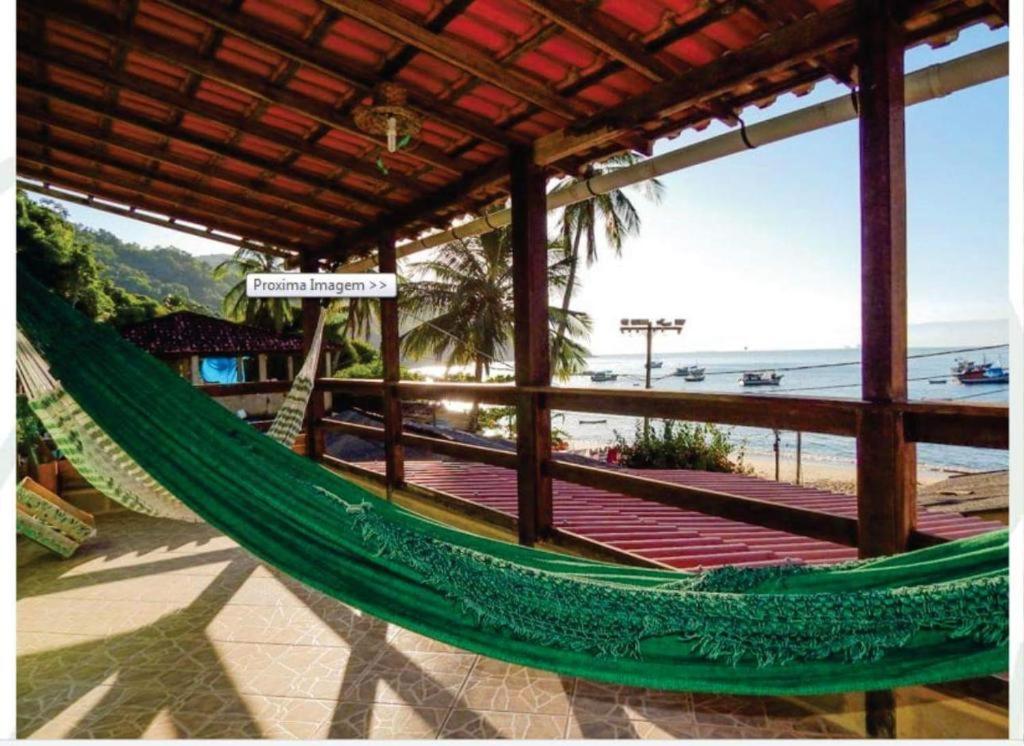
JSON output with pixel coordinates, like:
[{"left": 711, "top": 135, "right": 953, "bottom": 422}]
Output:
[{"left": 360, "top": 459, "right": 1002, "bottom": 569}]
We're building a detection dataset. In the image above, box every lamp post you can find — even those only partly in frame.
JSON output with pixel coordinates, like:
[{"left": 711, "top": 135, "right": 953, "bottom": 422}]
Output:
[{"left": 620, "top": 318, "right": 685, "bottom": 435}]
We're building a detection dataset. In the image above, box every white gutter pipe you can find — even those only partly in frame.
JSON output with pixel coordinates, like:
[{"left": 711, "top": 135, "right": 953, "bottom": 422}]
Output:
[{"left": 343, "top": 42, "right": 1007, "bottom": 272}]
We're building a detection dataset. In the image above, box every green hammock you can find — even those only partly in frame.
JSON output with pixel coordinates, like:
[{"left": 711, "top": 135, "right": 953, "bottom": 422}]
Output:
[{"left": 15, "top": 268, "right": 1007, "bottom": 695}]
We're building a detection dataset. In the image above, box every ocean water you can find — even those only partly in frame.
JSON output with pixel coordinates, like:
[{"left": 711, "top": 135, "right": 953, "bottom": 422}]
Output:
[{"left": 555, "top": 347, "right": 1009, "bottom": 473}]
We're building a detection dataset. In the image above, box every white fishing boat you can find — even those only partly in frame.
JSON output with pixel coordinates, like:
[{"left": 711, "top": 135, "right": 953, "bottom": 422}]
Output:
[
  {"left": 684, "top": 372, "right": 705, "bottom": 382},
  {"left": 646, "top": 360, "right": 664, "bottom": 369},
  {"left": 590, "top": 370, "right": 618, "bottom": 382},
  {"left": 740, "top": 370, "right": 783, "bottom": 386}
]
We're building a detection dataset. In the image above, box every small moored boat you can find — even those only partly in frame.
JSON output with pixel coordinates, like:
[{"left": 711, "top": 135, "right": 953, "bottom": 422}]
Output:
[
  {"left": 590, "top": 370, "right": 618, "bottom": 382},
  {"left": 740, "top": 370, "right": 783, "bottom": 387},
  {"left": 646, "top": 360, "right": 663, "bottom": 369},
  {"left": 684, "top": 372, "right": 705, "bottom": 382},
  {"left": 675, "top": 364, "right": 705, "bottom": 377}
]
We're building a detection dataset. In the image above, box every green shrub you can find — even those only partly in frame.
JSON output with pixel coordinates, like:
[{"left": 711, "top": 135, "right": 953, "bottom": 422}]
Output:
[
  {"left": 613, "top": 420, "right": 748, "bottom": 473},
  {"left": 352, "top": 339, "right": 378, "bottom": 364},
  {"left": 16, "top": 395, "right": 49, "bottom": 467},
  {"left": 334, "top": 359, "right": 423, "bottom": 380}
]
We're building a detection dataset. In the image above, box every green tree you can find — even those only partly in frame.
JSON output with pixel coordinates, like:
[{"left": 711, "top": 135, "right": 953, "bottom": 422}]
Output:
[
  {"left": 214, "top": 248, "right": 298, "bottom": 332},
  {"left": 552, "top": 154, "right": 664, "bottom": 360},
  {"left": 400, "top": 226, "right": 590, "bottom": 429}
]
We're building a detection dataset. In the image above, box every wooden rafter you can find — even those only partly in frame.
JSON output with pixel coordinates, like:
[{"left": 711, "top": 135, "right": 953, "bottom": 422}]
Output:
[
  {"left": 532, "top": 1, "right": 860, "bottom": 165},
  {"left": 18, "top": 105, "right": 372, "bottom": 232},
  {"left": 31, "top": 0, "right": 473, "bottom": 176},
  {"left": 17, "top": 80, "right": 398, "bottom": 221},
  {"left": 18, "top": 179, "right": 297, "bottom": 258},
  {"left": 319, "top": 0, "right": 589, "bottom": 121},
  {"left": 18, "top": 153, "right": 328, "bottom": 244},
  {"left": 19, "top": 161, "right": 310, "bottom": 249},
  {"left": 18, "top": 130, "right": 360, "bottom": 233},
  {"left": 515, "top": 0, "right": 679, "bottom": 82},
  {"left": 155, "top": 0, "right": 522, "bottom": 149},
  {"left": 17, "top": 48, "right": 416, "bottom": 207}
]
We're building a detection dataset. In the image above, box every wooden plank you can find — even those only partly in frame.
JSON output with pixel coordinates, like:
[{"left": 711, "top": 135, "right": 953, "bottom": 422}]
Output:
[
  {"left": 547, "top": 460, "right": 860, "bottom": 547},
  {"left": 315, "top": 377, "right": 386, "bottom": 396},
  {"left": 17, "top": 133, "right": 353, "bottom": 235},
  {"left": 320, "top": 0, "right": 587, "bottom": 120},
  {"left": 154, "top": 0, "right": 520, "bottom": 149},
  {"left": 396, "top": 381, "right": 517, "bottom": 405},
  {"left": 17, "top": 81, "right": 396, "bottom": 218},
  {"left": 18, "top": 161, "right": 307, "bottom": 250},
  {"left": 320, "top": 418, "right": 386, "bottom": 440},
  {"left": 30, "top": 0, "right": 471, "bottom": 175},
  {"left": 515, "top": 0, "right": 678, "bottom": 81},
  {"left": 543, "top": 387, "right": 862, "bottom": 436},
  {"left": 510, "top": 143, "right": 553, "bottom": 545},
  {"left": 17, "top": 46, "right": 420, "bottom": 203},
  {"left": 378, "top": 232, "right": 405, "bottom": 491},
  {"left": 16, "top": 180, "right": 295, "bottom": 258},
  {"left": 532, "top": 1, "right": 858, "bottom": 165},
  {"left": 301, "top": 253, "right": 327, "bottom": 460},
  {"left": 198, "top": 381, "right": 293, "bottom": 397},
  {"left": 902, "top": 401, "right": 1009, "bottom": 449},
  {"left": 855, "top": 3, "right": 911, "bottom": 738},
  {"left": 400, "top": 433, "right": 518, "bottom": 469}
]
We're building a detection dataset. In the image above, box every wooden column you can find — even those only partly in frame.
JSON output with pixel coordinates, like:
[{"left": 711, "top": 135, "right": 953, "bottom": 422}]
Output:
[
  {"left": 510, "top": 144, "right": 553, "bottom": 545},
  {"left": 379, "top": 232, "right": 405, "bottom": 493},
  {"left": 300, "top": 253, "right": 326, "bottom": 460},
  {"left": 855, "top": 1, "right": 915, "bottom": 738}
]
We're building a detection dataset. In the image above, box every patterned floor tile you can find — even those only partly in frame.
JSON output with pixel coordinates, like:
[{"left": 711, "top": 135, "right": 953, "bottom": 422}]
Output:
[
  {"left": 441, "top": 708, "right": 568, "bottom": 738},
  {"left": 328, "top": 702, "right": 448, "bottom": 738},
  {"left": 461, "top": 669, "right": 575, "bottom": 715}
]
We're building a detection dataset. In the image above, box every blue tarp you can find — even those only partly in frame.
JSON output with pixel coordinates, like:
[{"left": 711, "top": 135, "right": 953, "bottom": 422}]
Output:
[{"left": 199, "top": 357, "right": 240, "bottom": 384}]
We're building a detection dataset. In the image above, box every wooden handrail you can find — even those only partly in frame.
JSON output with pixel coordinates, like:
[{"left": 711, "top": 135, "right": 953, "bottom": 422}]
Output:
[
  {"left": 401, "top": 433, "right": 518, "bottom": 469},
  {"left": 546, "top": 460, "right": 860, "bottom": 547},
  {"left": 198, "top": 380, "right": 292, "bottom": 397},
  {"left": 320, "top": 418, "right": 386, "bottom": 440},
  {"left": 900, "top": 400, "right": 1008, "bottom": 449},
  {"left": 313, "top": 379, "right": 1010, "bottom": 448}
]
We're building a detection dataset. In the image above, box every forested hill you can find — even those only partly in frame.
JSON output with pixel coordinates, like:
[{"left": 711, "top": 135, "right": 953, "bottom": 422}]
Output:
[{"left": 82, "top": 226, "right": 236, "bottom": 314}]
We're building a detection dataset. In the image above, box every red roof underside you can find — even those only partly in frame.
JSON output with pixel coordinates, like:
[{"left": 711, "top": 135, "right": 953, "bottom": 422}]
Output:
[{"left": 16, "top": 0, "right": 1005, "bottom": 259}]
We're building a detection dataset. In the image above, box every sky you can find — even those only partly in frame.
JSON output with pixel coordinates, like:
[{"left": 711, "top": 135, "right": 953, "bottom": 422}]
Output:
[{"left": 32, "top": 26, "right": 1009, "bottom": 355}]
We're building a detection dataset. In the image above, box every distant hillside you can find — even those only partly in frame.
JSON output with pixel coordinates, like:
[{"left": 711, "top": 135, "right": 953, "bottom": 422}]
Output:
[{"left": 81, "top": 227, "right": 238, "bottom": 314}]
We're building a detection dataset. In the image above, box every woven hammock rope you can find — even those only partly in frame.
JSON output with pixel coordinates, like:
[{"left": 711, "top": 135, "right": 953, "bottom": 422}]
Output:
[{"left": 15, "top": 266, "right": 1008, "bottom": 695}]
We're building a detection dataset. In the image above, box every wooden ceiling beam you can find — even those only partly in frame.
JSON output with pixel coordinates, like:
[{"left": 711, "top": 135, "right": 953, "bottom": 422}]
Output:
[
  {"left": 155, "top": 0, "right": 521, "bottom": 149},
  {"left": 18, "top": 45, "right": 423, "bottom": 202},
  {"left": 532, "top": 1, "right": 859, "bottom": 165},
  {"left": 514, "top": 0, "right": 679, "bottom": 82},
  {"left": 19, "top": 162, "right": 313, "bottom": 250},
  {"left": 18, "top": 129, "right": 360, "bottom": 233},
  {"left": 31, "top": 0, "right": 473, "bottom": 175},
  {"left": 18, "top": 104, "right": 373, "bottom": 229},
  {"left": 17, "top": 79, "right": 398, "bottom": 221},
  {"left": 320, "top": 0, "right": 588, "bottom": 121},
  {"left": 316, "top": 158, "right": 512, "bottom": 260},
  {"left": 18, "top": 150, "right": 332, "bottom": 242},
  {"left": 18, "top": 180, "right": 298, "bottom": 258}
]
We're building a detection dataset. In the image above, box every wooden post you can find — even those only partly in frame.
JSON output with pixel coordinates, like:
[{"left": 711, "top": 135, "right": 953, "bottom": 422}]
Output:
[
  {"left": 855, "top": 1, "right": 915, "bottom": 737},
  {"left": 301, "top": 253, "right": 326, "bottom": 460},
  {"left": 379, "top": 232, "right": 404, "bottom": 495},
  {"left": 189, "top": 355, "right": 200, "bottom": 384},
  {"left": 510, "top": 143, "right": 553, "bottom": 545},
  {"left": 257, "top": 353, "right": 268, "bottom": 382}
]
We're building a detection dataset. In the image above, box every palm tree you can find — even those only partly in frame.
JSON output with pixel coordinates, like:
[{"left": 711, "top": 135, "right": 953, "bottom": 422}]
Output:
[
  {"left": 400, "top": 226, "right": 591, "bottom": 429},
  {"left": 213, "top": 248, "right": 297, "bottom": 332},
  {"left": 551, "top": 154, "right": 664, "bottom": 360}
]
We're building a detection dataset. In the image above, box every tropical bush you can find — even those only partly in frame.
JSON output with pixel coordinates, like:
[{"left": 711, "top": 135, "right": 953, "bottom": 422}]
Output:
[
  {"left": 613, "top": 420, "right": 748, "bottom": 473},
  {"left": 16, "top": 395, "right": 50, "bottom": 468}
]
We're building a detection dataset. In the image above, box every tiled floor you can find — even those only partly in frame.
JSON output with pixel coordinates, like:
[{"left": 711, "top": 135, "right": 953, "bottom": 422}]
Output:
[{"left": 17, "top": 512, "right": 857, "bottom": 739}]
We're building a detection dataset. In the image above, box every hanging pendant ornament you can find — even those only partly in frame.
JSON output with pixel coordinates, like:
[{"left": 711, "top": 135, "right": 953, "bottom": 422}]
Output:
[{"left": 354, "top": 83, "right": 422, "bottom": 163}]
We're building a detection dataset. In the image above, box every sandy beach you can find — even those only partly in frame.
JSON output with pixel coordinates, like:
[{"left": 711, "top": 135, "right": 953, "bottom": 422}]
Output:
[{"left": 742, "top": 453, "right": 956, "bottom": 495}]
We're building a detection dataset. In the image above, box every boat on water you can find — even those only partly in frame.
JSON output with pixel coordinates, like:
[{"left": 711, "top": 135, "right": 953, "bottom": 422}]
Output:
[
  {"left": 590, "top": 370, "right": 618, "bottom": 382},
  {"left": 740, "top": 370, "right": 783, "bottom": 387},
  {"left": 684, "top": 372, "right": 705, "bottom": 382},
  {"left": 957, "top": 364, "right": 1009, "bottom": 385},
  {"left": 646, "top": 360, "right": 663, "bottom": 369},
  {"left": 951, "top": 357, "right": 993, "bottom": 376},
  {"left": 675, "top": 364, "right": 705, "bottom": 377}
]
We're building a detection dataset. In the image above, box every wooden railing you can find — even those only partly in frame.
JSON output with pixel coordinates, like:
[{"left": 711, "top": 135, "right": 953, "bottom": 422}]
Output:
[{"left": 315, "top": 377, "right": 1008, "bottom": 551}]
